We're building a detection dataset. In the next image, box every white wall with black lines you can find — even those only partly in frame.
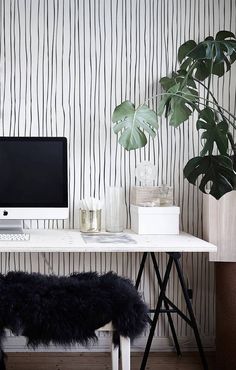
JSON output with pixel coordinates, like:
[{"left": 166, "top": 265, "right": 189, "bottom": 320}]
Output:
[{"left": 0, "top": 0, "right": 235, "bottom": 351}]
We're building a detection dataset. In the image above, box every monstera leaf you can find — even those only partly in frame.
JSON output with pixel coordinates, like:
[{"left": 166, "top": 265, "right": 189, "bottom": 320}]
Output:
[
  {"left": 112, "top": 101, "right": 158, "bottom": 150},
  {"left": 160, "top": 70, "right": 198, "bottom": 91},
  {"left": 178, "top": 31, "right": 236, "bottom": 80},
  {"left": 178, "top": 40, "right": 198, "bottom": 64},
  {"left": 184, "top": 155, "right": 236, "bottom": 199},
  {"left": 157, "top": 82, "right": 198, "bottom": 127},
  {"left": 197, "top": 107, "right": 229, "bottom": 156}
]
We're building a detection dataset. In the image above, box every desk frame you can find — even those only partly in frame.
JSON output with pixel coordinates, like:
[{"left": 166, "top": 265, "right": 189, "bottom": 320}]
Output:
[
  {"left": 0, "top": 230, "right": 216, "bottom": 370},
  {"left": 135, "top": 252, "right": 208, "bottom": 370}
]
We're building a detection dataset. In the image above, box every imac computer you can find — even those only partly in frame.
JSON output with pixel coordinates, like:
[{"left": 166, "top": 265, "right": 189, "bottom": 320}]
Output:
[{"left": 0, "top": 137, "right": 68, "bottom": 240}]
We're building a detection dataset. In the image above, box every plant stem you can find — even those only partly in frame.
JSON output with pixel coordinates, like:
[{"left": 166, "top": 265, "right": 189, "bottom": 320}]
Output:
[
  {"left": 193, "top": 77, "right": 236, "bottom": 121},
  {"left": 206, "top": 75, "right": 211, "bottom": 105},
  {"left": 145, "top": 90, "right": 236, "bottom": 125},
  {"left": 206, "top": 48, "right": 214, "bottom": 105},
  {"left": 180, "top": 61, "right": 198, "bottom": 88},
  {"left": 227, "top": 132, "right": 236, "bottom": 155}
]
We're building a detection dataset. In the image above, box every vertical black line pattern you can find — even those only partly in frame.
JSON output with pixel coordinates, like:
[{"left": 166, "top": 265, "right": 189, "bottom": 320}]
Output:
[
  {"left": 16, "top": 0, "right": 21, "bottom": 136},
  {"left": 61, "top": 0, "right": 66, "bottom": 137},
  {"left": 102, "top": 0, "right": 107, "bottom": 194},
  {"left": 12, "top": 0, "right": 16, "bottom": 136},
  {"left": 96, "top": 0, "right": 102, "bottom": 197},
  {"left": 112, "top": 2, "right": 121, "bottom": 186},
  {"left": 9, "top": 0, "right": 13, "bottom": 136},
  {"left": 110, "top": 0, "right": 118, "bottom": 186},
  {"left": 1, "top": 0, "right": 233, "bottom": 349},
  {"left": 41, "top": 0, "right": 45, "bottom": 137},
  {"left": 88, "top": 0, "right": 92, "bottom": 196},
  {"left": 0, "top": 0, "right": 2, "bottom": 134},
  {"left": 45, "top": 0, "right": 50, "bottom": 138},
  {"left": 98, "top": 0, "right": 108, "bottom": 194},
  {"left": 72, "top": 0, "right": 76, "bottom": 228},
  {"left": 0, "top": 2, "right": 6, "bottom": 136},
  {"left": 68, "top": 0, "right": 72, "bottom": 227},
  {"left": 82, "top": 0, "right": 86, "bottom": 198},
  {"left": 1, "top": 0, "right": 6, "bottom": 136},
  {"left": 77, "top": 0, "right": 82, "bottom": 206},
  {"left": 36, "top": 0, "right": 41, "bottom": 136},
  {"left": 29, "top": 0, "right": 32, "bottom": 137},
  {"left": 50, "top": 0, "right": 56, "bottom": 137},
  {"left": 92, "top": 0, "right": 97, "bottom": 198}
]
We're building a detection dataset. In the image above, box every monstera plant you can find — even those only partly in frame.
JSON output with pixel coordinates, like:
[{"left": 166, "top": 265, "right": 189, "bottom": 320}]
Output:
[{"left": 112, "top": 31, "right": 236, "bottom": 200}]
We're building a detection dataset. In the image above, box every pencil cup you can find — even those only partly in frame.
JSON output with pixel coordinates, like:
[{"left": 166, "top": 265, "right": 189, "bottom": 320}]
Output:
[{"left": 80, "top": 209, "right": 101, "bottom": 233}]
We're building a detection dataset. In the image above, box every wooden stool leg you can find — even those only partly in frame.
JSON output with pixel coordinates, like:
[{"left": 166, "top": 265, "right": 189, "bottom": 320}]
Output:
[
  {"left": 111, "top": 340, "right": 119, "bottom": 370},
  {"left": 120, "top": 336, "right": 130, "bottom": 370}
]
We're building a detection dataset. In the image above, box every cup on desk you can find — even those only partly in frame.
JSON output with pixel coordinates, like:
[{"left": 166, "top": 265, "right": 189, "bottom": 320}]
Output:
[
  {"left": 80, "top": 209, "right": 102, "bottom": 233},
  {"left": 79, "top": 197, "right": 102, "bottom": 233}
]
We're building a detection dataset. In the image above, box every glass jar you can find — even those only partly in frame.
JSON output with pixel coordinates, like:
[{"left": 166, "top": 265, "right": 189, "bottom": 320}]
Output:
[
  {"left": 158, "top": 185, "right": 174, "bottom": 206},
  {"left": 105, "top": 186, "right": 125, "bottom": 232},
  {"left": 80, "top": 209, "right": 101, "bottom": 233}
]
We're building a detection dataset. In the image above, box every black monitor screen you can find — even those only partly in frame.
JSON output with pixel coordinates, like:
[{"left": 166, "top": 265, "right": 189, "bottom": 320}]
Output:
[{"left": 0, "top": 137, "right": 68, "bottom": 207}]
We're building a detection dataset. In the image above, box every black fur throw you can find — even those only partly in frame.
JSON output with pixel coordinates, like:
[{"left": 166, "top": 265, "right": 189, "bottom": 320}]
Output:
[{"left": 0, "top": 271, "right": 148, "bottom": 369}]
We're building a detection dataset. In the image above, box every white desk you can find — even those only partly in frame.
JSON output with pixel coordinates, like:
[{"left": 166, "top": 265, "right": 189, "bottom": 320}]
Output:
[
  {"left": 0, "top": 229, "right": 216, "bottom": 370},
  {"left": 0, "top": 229, "right": 217, "bottom": 253}
]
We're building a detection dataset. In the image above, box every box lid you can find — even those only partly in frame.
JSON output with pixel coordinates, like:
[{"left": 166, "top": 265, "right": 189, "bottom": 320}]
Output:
[{"left": 130, "top": 205, "right": 180, "bottom": 215}]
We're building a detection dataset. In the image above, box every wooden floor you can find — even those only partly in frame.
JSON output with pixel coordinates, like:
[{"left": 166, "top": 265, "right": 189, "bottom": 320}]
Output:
[{"left": 6, "top": 352, "right": 216, "bottom": 370}]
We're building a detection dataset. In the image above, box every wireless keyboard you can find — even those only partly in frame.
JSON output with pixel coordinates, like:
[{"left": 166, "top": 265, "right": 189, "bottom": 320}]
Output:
[{"left": 0, "top": 233, "right": 30, "bottom": 241}]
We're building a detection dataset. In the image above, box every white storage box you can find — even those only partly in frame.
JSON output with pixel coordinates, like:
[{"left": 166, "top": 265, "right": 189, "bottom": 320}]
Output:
[{"left": 130, "top": 205, "right": 180, "bottom": 235}]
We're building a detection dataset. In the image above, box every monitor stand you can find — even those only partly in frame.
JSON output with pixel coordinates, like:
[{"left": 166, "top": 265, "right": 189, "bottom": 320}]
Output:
[
  {"left": 0, "top": 220, "right": 30, "bottom": 240},
  {"left": 0, "top": 220, "right": 24, "bottom": 233}
]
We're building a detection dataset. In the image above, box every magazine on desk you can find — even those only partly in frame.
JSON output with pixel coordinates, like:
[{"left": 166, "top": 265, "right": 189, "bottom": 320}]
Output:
[{"left": 81, "top": 233, "right": 137, "bottom": 244}]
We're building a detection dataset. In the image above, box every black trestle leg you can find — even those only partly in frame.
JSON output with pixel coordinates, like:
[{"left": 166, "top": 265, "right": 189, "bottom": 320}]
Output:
[
  {"left": 140, "top": 256, "right": 174, "bottom": 370},
  {"left": 0, "top": 350, "right": 6, "bottom": 370},
  {"left": 135, "top": 252, "right": 148, "bottom": 290},
  {"left": 150, "top": 253, "right": 181, "bottom": 356},
  {"left": 173, "top": 254, "right": 208, "bottom": 370}
]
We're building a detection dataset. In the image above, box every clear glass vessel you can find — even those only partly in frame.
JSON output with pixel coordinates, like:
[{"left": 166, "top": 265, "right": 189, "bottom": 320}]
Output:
[{"left": 105, "top": 186, "right": 125, "bottom": 232}]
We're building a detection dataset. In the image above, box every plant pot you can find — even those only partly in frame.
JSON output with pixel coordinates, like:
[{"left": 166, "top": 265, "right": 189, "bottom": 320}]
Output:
[
  {"left": 203, "top": 191, "right": 236, "bottom": 262},
  {"left": 203, "top": 191, "right": 236, "bottom": 370}
]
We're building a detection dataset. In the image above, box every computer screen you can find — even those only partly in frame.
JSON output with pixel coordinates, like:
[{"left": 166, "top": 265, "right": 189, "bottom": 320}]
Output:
[{"left": 0, "top": 137, "right": 68, "bottom": 208}]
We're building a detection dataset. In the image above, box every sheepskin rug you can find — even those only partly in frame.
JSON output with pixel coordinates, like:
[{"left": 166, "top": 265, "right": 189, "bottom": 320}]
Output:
[{"left": 0, "top": 271, "right": 148, "bottom": 369}]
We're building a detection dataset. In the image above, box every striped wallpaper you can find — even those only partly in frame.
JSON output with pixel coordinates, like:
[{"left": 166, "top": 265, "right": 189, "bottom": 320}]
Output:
[{"left": 0, "top": 0, "right": 235, "bottom": 351}]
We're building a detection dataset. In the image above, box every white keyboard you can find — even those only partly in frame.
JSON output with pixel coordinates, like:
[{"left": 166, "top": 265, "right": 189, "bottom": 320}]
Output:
[{"left": 0, "top": 233, "right": 30, "bottom": 241}]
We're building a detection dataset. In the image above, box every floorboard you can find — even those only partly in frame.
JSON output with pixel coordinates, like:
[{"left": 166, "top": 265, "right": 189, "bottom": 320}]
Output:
[{"left": 5, "top": 352, "right": 216, "bottom": 370}]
